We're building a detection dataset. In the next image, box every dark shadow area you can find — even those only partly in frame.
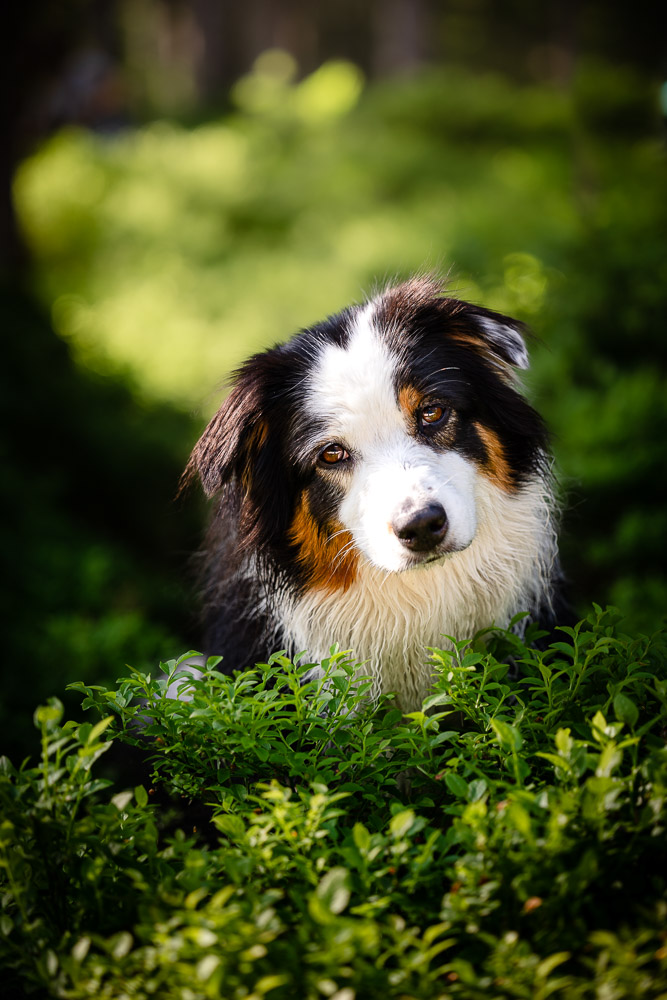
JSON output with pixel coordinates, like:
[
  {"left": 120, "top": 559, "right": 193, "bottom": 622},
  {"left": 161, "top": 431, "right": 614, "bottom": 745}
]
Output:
[{"left": 0, "top": 286, "right": 203, "bottom": 760}]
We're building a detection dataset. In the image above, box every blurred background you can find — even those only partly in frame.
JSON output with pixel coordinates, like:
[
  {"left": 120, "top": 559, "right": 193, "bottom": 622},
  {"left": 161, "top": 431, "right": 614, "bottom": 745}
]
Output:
[{"left": 2, "top": 0, "right": 666, "bottom": 758}]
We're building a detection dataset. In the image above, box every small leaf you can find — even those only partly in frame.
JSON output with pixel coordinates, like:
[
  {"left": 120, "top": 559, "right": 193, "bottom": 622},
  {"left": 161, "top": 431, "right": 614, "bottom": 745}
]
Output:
[
  {"left": 213, "top": 814, "right": 246, "bottom": 840},
  {"left": 352, "top": 822, "right": 371, "bottom": 852},
  {"left": 507, "top": 802, "right": 532, "bottom": 836},
  {"left": 389, "top": 810, "right": 415, "bottom": 838},
  {"left": 421, "top": 691, "right": 454, "bottom": 711},
  {"left": 467, "top": 778, "right": 487, "bottom": 802},
  {"left": 591, "top": 711, "right": 607, "bottom": 743},
  {"left": 315, "top": 867, "right": 350, "bottom": 915},
  {"left": 491, "top": 719, "right": 522, "bottom": 751},
  {"left": 536, "top": 751, "right": 570, "bottom": 771},
  {"left": 134, "top": 785, "right": 148, "bottom": 807},
  {"left": 77, "top": 723, "right": 92, "bottom": 746},
  {"left": 550, "top": 642, "right": 575, "bottom": 658},
  {"left": 613, "top": 693, "right": 638, "bottom": 728},
  {"left": 71, "top": 936, "right": 91, "bottom": 962},
  {"left": 197, "top": 955, "right": 220, "bottom": 981},
  {"left": 445, "top": 772, "right": 469, "bottom": 798},
  {"left": 112, "top": 791, "right": 133, "bottom": 812},
  {"left": 536, "top": 951, "right": 571, "bottom": 979},
  {"left": 555, "top": 728, "right": 573, "bottom": 755},
  {"left": 34, "top": 699, "right": 64, "bottom": 731},
  {"left": 87, "top": 716, "right": 114, "bottom": 744},
  {"left": 110, "top": 931, "right": 133, "bottom": 959}
]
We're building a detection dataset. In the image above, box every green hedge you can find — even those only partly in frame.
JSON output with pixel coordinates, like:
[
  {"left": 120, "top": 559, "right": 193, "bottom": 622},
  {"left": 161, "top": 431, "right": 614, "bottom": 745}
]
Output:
[
  {"left": 2, "top": 606, "right": 666, "bottom": 998},
  {"left": 13, "top": 61, "right": 667, "bottom": 629}
]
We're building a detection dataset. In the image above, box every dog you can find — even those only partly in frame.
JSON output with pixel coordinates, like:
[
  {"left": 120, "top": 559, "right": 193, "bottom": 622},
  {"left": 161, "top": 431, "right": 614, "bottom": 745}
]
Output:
[{"left": 184, "top": 276, "right": 560, "bottom": 711}]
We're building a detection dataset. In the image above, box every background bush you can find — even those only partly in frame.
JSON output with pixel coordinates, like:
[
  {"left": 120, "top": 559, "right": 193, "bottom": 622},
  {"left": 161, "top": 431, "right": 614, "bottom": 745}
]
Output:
[
  {"left": 2, "top": 10, "right": 665, "bottom": 766},
  {"left": 2, "top": 9, "right": 665, "bottom": 995},
  {"left": 12, "top": 62, "right": 667, "bottom": 653}
]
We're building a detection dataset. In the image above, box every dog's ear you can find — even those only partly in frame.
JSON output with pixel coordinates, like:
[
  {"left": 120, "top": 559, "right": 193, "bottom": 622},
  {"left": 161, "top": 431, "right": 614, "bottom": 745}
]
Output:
[
  {"left": 183, "top": 371, "right": 267, "bottom": 498},
  {"left": 465, "top": 306, "right": 530, "bottom": 370},
  {"left": 183, "top": 357, "right": 296, "bottom": 554}
]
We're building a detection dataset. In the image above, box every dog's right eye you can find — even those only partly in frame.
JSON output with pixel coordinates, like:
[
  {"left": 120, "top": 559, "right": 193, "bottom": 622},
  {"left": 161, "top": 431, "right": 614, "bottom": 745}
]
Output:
[{"left": 318, "top": 443, "right": 350, "bottom": 466}]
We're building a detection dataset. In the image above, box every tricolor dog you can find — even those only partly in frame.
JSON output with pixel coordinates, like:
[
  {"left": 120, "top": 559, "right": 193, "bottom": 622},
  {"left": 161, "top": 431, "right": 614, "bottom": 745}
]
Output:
[{"left": 185, "top": 276, "right": 560, "bottom": 710}]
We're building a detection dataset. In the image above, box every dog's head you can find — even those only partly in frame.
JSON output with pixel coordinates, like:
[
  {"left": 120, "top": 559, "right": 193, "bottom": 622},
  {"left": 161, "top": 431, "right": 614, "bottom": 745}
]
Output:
[{"left": 186, "top": 277, "right": 548, "bottom": 593}]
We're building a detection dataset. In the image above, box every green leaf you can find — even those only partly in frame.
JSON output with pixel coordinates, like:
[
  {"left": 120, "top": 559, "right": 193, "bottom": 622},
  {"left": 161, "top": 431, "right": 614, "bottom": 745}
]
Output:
[
  {"left": 536, "top": 751, "right": 570, "bottom": 771},
  {"left": 77, "top": 723, "right": 92, "bottom": 746},
  {"left": 389, "top": 810, "right": 415, "bottom": 838},
  {"left": 34, "top": 699, "right": 64, "bottom": 731},
  {"left": 87, "top": 716, "right": 114, "bottom": 744},
  {"left": 444, "top": 772, "right": 469, "bottom": 798},
  {"left": 467, "top": 778, "right": 487, "bottom": 802},
  {"left": 352, "top": 822, "right": 371, "bottom": 852},
  {"left": 109, "top": 932, "right": 133, "bottom": 960},
  {"left": 550, "top": 642, "right": 575, "bottom": 658},
  {"left": 507, "top": 801, "right": 532, "bottom": 836},
  {"left": 555, "top": 728, "right": 573, "bottom": 755},
  {"left": 613, "top": 693, "right": 639, "bottom": 728},
  {"left": 71, "top": 937, "right": 91, "bottom": 962},
  {"left": 111, "top": 791, "right": 133, "bottom": 812},
  {"left": 491, "top": 719, "right": 522, "bottom": 751},
  {"left": 134, "top": 784, "right": 148, "bottom": 807},
  {"left": 314, "top": 867, "right": 350, "bottom": 915},
  {"left": 213, "top": 814, "right": 246, "bottom": 840},
  {"left": 591, "top": 711, "right": 607, "bottom": 742},
  {"left": 421, "top": 691, "right": 454, "bottom": 711},
  {"left": 536, "top": 951, "right": 571, "bottom": 979}
]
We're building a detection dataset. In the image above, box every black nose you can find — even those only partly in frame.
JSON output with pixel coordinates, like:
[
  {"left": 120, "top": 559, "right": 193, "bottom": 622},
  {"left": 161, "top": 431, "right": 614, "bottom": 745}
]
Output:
[{"left": 392, "top": 503, "right": 448, "bottom": 552}]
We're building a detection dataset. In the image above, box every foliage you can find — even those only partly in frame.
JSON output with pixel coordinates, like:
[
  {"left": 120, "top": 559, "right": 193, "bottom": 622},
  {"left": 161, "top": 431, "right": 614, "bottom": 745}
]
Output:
[
  {"left": 0, "top": 290, "right": 201, "bottom": 760},
  {"left": 12, "top": 60, "right": 667, "bottom": 629},
  {"left": 2, "top": 606, "right": 667, "bottom": 998}
]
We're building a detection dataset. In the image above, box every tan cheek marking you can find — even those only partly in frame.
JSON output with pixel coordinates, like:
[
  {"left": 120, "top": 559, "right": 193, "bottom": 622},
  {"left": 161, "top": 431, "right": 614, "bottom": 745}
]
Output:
[
  {"left": 474, "top": 423, "right": 516, "bottom": 493},
  {"left": 398, "top": 384, "right": 420, "bottom": 421},
  {"left": 289, "top": 492, "right": 358, "bottom": 594}
]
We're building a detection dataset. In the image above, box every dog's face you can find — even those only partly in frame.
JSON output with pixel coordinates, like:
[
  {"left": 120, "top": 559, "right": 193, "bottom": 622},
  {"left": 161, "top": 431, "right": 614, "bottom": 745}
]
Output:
[{"left": 187, "top": 277, "right": 547, "bottom": 594}]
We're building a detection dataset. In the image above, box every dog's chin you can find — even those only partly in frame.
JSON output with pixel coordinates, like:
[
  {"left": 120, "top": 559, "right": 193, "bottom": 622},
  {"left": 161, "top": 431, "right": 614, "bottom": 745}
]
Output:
[
  {"left": 402, "top": 548, "right": 456, "bottom": 572},
  {"left": 364, "top": 539, "right": 473, "bottom": 575},
  {"left": 407, "top": 551, "right": 452, "bottom": 570}
]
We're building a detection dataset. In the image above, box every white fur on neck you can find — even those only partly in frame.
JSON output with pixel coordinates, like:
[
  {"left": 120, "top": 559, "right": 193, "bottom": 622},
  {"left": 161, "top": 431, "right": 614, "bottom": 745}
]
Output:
[{"left": 277, "top": 474, "right": 556, "bottom": 711}]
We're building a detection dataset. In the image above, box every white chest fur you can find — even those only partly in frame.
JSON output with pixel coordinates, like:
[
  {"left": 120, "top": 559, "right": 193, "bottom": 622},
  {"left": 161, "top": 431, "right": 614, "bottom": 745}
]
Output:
[{"left": 278, "top": 476, "right": 556, "bottom": 711}]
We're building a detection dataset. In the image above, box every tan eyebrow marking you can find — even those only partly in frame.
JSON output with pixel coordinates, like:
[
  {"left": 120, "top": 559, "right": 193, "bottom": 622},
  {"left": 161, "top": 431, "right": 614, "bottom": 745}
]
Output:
[{"left": 398, "top": 384, "right": 421, "bottom": 420}]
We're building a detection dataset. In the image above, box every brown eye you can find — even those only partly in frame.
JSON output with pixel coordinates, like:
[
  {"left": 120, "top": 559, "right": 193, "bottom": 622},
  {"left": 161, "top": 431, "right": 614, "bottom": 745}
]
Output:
[
  {"left": 420, "top": 404, "right": 448, "bottom": 427},
  {"left": 319, "top": 443, "right": 350, "bottom": 465}
]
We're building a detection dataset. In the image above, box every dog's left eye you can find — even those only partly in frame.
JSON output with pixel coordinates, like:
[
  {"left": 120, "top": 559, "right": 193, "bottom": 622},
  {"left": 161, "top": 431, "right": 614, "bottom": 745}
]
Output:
[
  {"left": 420, "top": 404, "right": 449, "bottom": 427},
  {"left": 318, "top": 443, "right": 350, "bottom": 465}
]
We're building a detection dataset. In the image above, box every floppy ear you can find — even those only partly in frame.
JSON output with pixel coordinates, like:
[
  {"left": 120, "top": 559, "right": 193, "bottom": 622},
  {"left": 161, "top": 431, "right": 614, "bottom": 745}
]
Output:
[
  {"left": 183, "top": 374, "right": 267, "bottom": 498},
  {"left": 466, "top": 306, "right": 530, "bottom": 370},
  {"left": 183, "top": 358, "right": 296, "bottom": 555}
]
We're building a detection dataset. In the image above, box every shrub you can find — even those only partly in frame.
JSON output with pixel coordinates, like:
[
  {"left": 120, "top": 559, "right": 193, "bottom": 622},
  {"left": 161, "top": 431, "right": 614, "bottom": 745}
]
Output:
[{"left": 1, "top": 606, "right": 666, "bottom": 998}]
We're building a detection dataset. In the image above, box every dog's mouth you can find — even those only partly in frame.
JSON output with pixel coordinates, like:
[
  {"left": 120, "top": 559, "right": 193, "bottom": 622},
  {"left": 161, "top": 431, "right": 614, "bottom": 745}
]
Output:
[{"left": 401, "top": 537, "right": 473, "bottom": 572}]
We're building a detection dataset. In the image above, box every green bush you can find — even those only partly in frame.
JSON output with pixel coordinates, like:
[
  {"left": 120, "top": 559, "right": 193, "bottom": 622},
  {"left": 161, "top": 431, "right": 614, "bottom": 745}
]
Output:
[
  {"left": 12, "top": 61, "right": 667, "bottom": 628},
  {"left": 0, "top": 291, "right": 201, "bottom": 760},
  {"left": 2, "top": 606, "right": 666, "bottom": 998}
]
